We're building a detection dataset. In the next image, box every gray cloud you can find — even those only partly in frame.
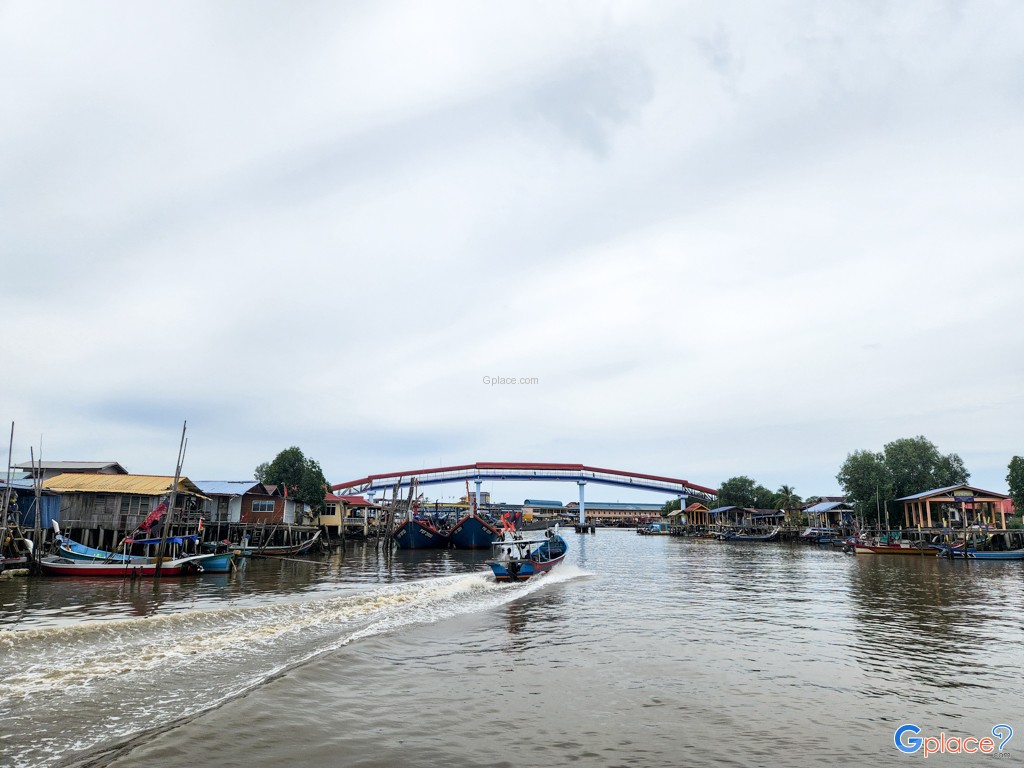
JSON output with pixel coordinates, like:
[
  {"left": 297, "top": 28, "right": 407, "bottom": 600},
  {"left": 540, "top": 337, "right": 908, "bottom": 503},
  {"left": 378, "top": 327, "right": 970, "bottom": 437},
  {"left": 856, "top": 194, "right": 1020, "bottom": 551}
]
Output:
[{"left": 2, "top": 1, "right": 1023, "bottom": 500}]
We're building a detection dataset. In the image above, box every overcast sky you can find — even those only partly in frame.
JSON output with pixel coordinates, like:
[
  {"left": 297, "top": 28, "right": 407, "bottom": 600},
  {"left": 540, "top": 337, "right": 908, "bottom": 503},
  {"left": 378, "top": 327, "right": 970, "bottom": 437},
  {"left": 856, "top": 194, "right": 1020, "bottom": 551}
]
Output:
[{"left": 2, "top": 1, "right": 1022, "bottom": 504}]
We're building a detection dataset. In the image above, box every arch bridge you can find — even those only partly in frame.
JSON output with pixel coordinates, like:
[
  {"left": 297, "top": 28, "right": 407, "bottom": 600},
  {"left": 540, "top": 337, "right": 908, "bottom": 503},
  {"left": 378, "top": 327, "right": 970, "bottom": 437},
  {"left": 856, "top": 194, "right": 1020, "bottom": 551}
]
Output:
[{"left": 332, "top": 462, "right": 718, "bottom": 525}]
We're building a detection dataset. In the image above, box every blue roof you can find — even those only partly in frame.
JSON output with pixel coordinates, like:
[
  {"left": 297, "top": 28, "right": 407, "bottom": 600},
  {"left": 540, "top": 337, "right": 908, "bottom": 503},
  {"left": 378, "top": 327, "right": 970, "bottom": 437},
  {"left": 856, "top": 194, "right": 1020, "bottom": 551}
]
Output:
[
  {"left": 894, "top": 484, "right": 1008, "bottom": 502},
  {"left": 806, "top": 501, "right": 852, "bottom": 514},
  {"left": 193, "top": 480, "right": 263, "bottom": 496},
  {"left": 710, "top": 506, "right": 738, "bottom": 514},
  {"left": 523, "top": 499, "right": 563, "bottom": 507}
]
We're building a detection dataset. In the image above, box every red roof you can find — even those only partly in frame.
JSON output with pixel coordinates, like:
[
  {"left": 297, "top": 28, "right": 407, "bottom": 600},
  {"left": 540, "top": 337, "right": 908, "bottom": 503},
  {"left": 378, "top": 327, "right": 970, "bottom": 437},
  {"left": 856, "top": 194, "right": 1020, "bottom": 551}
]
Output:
[{"left": 339, "top": 494, "right": 375, "bottom": 507}]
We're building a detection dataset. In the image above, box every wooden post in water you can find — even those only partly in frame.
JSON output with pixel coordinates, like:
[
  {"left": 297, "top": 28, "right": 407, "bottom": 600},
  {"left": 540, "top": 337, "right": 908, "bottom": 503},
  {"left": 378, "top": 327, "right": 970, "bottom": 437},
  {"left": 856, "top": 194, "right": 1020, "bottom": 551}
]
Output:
[
  {"left": 31, "top": 444, "right": 43, "bottom": 558},
  {"left": 0, "top": 423, "right": 15, "bottom": 560}
]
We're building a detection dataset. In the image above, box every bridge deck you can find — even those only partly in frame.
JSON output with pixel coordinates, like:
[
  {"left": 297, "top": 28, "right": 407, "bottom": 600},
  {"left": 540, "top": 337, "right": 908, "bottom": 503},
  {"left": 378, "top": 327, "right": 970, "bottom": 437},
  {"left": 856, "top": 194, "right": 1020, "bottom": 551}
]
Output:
[{"left": 332, "top": 462, "right": 717, "bottom": 501}]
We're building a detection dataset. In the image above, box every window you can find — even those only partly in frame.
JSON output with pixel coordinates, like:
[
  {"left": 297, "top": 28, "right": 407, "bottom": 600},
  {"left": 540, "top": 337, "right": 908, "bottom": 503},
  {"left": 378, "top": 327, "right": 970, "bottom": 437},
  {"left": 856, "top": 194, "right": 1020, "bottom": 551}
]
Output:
[{"left": 251, "top": 500, "right": 274, "bottom": 513}]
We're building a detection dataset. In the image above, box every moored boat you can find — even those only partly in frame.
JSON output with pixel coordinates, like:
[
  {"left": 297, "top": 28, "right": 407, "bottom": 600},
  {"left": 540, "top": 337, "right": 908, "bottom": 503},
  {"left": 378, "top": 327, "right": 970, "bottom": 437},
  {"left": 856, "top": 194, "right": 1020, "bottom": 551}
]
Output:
[
  {"left": 717, "top": 527, "right": 780, "bottom": 542},
  {"left": 38, "top": 552, "right": 224, "bottom": 577},
  {"left": 850, "top": 540, "right": 939, "bottom": 555},
  {"left": 936, "top": 531, "right": 1024, "bottom": 560},
  {"left": 487, "top": 527, "right": 568, "bottom": 581},
  {"left": 56, "top": 535, "right": 145, "bottom": 563},
  {"left": 392, "top": 519, "right": 448, "bottom": 549},
  {"left": 207, "top": 530, "right": 322, "bottom": 557},
  {"left": 447, "top": 514, "right": 500, "bottom": 549},
  {"left": 638, "top": 522, "right": 670, "bottom": 535},
  {"left": 57, "top": 533, "right": 236, "bottom": 572}
]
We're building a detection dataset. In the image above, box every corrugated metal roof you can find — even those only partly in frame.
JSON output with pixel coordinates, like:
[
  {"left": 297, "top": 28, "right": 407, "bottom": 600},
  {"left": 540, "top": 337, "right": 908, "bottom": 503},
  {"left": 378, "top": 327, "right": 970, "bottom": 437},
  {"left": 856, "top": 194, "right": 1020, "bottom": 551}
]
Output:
[
  {"left": 192, "top": 480, "right": 263, "bottom": 496},
  {"left": 806, "top": 501, "right": 853, "bottom": 513},
  {"left": 13, "top": 460, "right": 128, "bottom": 473},
  {"left": 43, "top": 473, "right": 205, "bottom": 496},
  {"left": 895, "top": 484, "right": 1009, "bottom": 502}
]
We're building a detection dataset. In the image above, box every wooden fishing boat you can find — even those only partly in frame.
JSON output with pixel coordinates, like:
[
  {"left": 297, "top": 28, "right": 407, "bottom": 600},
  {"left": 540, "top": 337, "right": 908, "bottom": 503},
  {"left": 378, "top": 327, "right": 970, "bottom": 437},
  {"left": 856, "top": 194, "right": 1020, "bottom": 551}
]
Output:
[
  {"left": 487, "top": 527, "right": 568, "bottom": 581},
  {"left": 447, "top": 514, "right": 499, "bottom": 549},
  {"left": 850, "top": 540, "right": 939, "bottom": 555},
  {"left": 717, "top": 527, "right": 780, "bottom": 542},
  {"left": 208, "top": 529, "right": 322, "bottom": 557},
  {"left": 937, "top": 531, "right": 1024, "bottom": 560},
  {"left": 392, "top": 519, "right": 448, "bottom": 549},
  {"left": 448, "top": 480, "right": 499, "bottom": 549},
  {"left": 56, "top": 535, "right": 145, "bottom": 563},
  {"left": 56, "top": 534, "right": 236, "bottom": 573},
  {"left": 38, "top": 553, "right": 223, "bottom": 577}
]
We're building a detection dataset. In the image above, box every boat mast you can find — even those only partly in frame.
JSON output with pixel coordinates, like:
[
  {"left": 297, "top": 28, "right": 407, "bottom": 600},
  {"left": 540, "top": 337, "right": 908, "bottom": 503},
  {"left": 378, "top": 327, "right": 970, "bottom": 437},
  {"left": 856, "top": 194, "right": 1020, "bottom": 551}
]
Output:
[{"left": 155, "top": 421, "right": 188, "bottom": 576}]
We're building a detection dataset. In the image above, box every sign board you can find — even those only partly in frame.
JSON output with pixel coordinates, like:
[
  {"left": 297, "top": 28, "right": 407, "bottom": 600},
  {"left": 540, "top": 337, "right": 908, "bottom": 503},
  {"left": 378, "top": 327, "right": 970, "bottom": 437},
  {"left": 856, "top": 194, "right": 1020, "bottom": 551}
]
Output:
[{"left": 952, "top": 494, "right": 975, "bottom": 503}]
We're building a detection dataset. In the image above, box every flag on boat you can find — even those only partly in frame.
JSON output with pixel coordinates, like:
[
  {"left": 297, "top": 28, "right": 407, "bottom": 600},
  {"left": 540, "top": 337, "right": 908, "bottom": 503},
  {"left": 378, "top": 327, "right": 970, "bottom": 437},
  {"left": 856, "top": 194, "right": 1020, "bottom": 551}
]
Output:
[{"left": 138, "top": 502, "right": 167, "bottom": 532}]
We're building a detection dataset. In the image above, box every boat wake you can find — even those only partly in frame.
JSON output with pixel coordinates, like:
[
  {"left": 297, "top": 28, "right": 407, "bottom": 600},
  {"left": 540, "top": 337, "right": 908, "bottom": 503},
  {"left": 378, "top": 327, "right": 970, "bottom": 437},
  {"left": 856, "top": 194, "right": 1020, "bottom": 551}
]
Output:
[{"left": 0, "top": 567, "right": 587, "bottom": 768}]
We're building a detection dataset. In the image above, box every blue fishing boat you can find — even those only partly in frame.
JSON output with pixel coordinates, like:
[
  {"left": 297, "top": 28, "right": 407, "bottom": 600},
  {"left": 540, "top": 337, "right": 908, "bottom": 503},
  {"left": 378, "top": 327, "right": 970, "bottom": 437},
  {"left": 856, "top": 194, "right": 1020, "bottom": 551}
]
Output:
[
  {"left": 56, "top": 535, "right": 145, "bottom": 563},
  {"left": 487, "top": 528, "right": 568, "bottom": 581},
  {"left": 55, "top": 534, "right": 235, "bottom": 572},
  {"left": 937, "top": 531, "right": 1024, "bottom": 560},
  {"left": 447, "top": 514, "right": 500, "bottom": 549},
  {"left": 392, "top": 518, "right": 448, "bottom": 549},
  {"left": 447, "top": 483, "right": 500, "bottom": 549}
]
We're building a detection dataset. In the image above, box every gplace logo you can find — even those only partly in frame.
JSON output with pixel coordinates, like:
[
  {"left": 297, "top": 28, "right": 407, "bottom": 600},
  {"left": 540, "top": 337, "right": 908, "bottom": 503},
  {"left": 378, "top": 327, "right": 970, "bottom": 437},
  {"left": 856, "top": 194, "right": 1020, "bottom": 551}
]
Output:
[{"left": 894, "top": 724, "right": 1014, "bottom": 757}]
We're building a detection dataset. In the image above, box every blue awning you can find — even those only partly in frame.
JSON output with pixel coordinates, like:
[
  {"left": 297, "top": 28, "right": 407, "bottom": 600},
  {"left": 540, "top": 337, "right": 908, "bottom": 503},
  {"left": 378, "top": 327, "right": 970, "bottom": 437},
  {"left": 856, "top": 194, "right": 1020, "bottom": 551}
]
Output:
[{"left": 124, "top": 535, "right": 199, "bottom": 545}]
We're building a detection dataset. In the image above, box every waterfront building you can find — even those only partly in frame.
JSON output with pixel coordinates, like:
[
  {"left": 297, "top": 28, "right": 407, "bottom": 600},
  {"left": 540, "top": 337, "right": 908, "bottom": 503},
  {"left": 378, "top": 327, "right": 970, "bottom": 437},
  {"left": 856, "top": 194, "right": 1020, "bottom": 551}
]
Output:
[
  {"left": 804, "top": 500, "right": 855, "bottom": 529},
  {"left": 565, "top": 501, "right": 666, "bottom": 525},
  {"left": 668, "top": 502, "right": 711, "bottom": 527},
  {"left": 192, "top": 480, "right": 304, "bottom": 525},
  {"left": 710, "top": 505, "right": 741, "bottom": 526},
  {"left": 898, "top": 484, "right": 1012, "bottom": 529},
  {"left": 317, "top": 493, "right": 378, "bottom": 536},
  {"left": 39, "top": 473, "right": 208, "bottom": 549}
]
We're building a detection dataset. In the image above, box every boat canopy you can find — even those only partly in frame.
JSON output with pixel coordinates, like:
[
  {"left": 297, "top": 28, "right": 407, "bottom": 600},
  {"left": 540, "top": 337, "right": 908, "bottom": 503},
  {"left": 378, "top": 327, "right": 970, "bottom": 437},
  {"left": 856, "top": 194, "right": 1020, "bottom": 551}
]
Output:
[{"left": 123, "top": 535, "right": 199, "bottom": 546}]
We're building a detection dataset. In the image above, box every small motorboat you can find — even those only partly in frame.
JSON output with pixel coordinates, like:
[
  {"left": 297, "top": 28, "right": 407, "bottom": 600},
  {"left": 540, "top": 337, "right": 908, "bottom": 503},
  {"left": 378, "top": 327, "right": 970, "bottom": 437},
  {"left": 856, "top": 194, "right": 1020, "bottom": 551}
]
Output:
[{"left": 487, "top": 527, "right": 568, "bottom": 582}]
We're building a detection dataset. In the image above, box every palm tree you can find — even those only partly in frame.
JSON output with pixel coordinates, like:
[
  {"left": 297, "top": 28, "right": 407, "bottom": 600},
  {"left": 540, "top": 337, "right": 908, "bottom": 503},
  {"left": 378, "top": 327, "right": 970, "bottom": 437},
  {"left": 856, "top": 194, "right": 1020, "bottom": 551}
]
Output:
[{"left": 774, "top": 485, "right": 802, "bottom": 525}]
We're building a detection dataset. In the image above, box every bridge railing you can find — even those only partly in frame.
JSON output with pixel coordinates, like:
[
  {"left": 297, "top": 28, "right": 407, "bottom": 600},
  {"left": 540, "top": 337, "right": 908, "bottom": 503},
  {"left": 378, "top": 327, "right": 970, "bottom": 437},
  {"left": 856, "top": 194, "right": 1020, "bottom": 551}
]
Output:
[{"left": 344, "top": 465, "right": 715, "bottom": 501}]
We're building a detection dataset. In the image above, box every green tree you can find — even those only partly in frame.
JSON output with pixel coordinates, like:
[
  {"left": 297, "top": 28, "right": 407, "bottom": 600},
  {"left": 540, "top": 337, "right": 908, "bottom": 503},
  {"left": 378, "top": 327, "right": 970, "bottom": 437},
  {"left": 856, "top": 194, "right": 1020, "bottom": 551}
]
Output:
[
  {"left": 837, "top": 437, "right": 970, "bottom": 525},
  {"left": 718, "top": 476, "right": 758, "bottom": 507},
  {"left": 1007, "top": 456, "right": 1024, "bottom": 516},
  {"left": 662, "top": 498, "right": 682, "bottom": 513},
  {"left": 882, "top": 436, "right": 969, "bottom": 501},
  {"left": 258, "top": 446, "right": 329, "bottom": 513},
  {"left": 717, "top": 476, "right": 775, "bottom": 508},
  {"left": 836, "top": 449, "right": 892, "bottom": 523},
  {"left": 774, "top": 484, "right": 803, "bottom": 523},
  {"left": 752, "top": 484, "right": 776, "bottom": 509}
]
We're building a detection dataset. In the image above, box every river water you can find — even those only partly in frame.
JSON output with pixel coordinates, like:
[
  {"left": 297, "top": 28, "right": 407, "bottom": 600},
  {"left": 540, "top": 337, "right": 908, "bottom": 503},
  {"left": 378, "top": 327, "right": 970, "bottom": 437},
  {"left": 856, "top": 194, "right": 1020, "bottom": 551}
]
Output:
[{"left": 1, "top": 531, "right": 1021, "bottom": 767}]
